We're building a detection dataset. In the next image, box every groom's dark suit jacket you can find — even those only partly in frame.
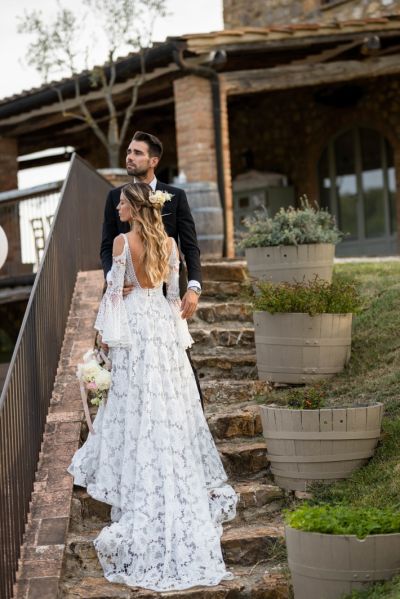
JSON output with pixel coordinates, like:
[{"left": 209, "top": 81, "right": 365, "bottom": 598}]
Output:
[{"left": 100, "top": 180, "right": 202, "bottom": 285}]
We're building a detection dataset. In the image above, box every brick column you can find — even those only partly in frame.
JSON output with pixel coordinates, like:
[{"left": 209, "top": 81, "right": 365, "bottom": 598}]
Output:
[
  {"left": 174, "top": 75, "right": 235, "bottom": 257},
  {"left": 0, "top": 138, "right": 22, "bottom": 277}
]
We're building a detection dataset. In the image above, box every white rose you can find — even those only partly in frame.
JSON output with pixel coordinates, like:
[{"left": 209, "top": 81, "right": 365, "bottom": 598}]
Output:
[{"left": 96, "top": 369, "right": 111, "bottom": 391}]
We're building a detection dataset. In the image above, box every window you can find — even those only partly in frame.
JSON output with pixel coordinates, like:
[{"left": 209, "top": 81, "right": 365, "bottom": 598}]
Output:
[{"left": 319, "top": 127, "right": 397, "bottom": 255}]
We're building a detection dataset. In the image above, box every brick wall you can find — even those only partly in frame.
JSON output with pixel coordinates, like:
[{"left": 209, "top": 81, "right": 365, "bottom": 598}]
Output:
[
  {"left": 174, "top": 74, "right": 235, "bottom": 256},
  {"left": 174, "top": 75, "right": 219, "bottom": 183},
  {"left": 228, "top": 75, "right": 400, "bottom": 240},
  {"left": 14, "top": 270, "right": 103, "bottom": 599},
  {"left": 223, "top": 0, "right": 400, "bottom": 27}
]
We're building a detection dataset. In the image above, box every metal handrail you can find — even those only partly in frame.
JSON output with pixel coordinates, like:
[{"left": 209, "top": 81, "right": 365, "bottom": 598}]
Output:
[
  {"left": 0, "top": 181, "right": 63, "bottom": 205},
  {"left": 0, "top": 154, "right": 111, "bottom": 599}
]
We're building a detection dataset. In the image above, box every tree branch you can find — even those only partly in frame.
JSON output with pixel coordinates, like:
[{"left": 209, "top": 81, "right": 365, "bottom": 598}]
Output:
[
  {"left": 53, "top": 86, "right": 88, "bottom": 122},
  {"left": 119, "top": 77, "right": 142, "bottom": 143},
  {"left": 74, "top": 78, "right": 109, "bottom": 148}
]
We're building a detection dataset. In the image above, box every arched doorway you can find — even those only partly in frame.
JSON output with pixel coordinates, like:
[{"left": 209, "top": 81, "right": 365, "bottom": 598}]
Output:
[{"left": 319, "top": 127, "right": 397, "bottom": 256}]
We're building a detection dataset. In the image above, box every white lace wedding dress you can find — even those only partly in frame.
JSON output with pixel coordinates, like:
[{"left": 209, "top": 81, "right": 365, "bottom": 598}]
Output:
[{"left": 67, "top": 234, "right": 237, "bottom": 592}]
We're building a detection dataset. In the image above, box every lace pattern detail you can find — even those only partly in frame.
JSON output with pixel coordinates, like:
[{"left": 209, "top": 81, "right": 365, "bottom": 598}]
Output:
[
  {"left": 68, "top": 235, "right": 237, "bottom": 591},
  {"left": 94, "top": 239, "right": 132, "bottom": 348}
]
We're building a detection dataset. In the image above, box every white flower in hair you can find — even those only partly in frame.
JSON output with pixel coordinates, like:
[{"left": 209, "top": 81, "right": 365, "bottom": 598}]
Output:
[{"left": 149, "top": 190, "right": 173, "bottom": 206}]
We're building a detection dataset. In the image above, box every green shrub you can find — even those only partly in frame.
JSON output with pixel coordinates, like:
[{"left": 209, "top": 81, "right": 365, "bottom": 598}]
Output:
[
  {"left": 287, "top": 385, "right": 327, "bottom": 410},
  {"left": 342, "top": 575, "right": 400, "bottom": 598},
  {"left": 285, "top": 504, "right": 400, "bottom": 539},
  {"left": 238, "top": 196, "right": 342, "bottom": 249},
  {"left": 251, "top": 277, "right": 361, "bottom": 316}
]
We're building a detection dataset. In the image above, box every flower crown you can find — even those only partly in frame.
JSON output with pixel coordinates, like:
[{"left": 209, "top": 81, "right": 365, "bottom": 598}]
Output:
[{"left": 148, "top": 190, "right": 173, "bottom": 207}]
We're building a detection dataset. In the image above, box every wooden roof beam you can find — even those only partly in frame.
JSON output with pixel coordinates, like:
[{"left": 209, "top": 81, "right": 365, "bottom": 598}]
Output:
[{"left": 223, "top": 53, "right": 400, "bottom": 95}]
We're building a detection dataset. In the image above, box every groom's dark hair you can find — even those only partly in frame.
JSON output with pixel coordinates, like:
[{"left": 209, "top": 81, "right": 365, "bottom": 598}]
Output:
[{"left": 132, "top": 131, "right": 163, "bottom": 160}]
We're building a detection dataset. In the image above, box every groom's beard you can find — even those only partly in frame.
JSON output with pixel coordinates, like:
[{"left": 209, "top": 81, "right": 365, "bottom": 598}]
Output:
[{"left": 126, "top": 165, "right": 150, "bottom": 179}]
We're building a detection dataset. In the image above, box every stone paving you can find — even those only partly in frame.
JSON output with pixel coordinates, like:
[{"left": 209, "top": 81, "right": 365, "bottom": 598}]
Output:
[{"left": 15, "top": 262, "right": 291, "bottom": 599}]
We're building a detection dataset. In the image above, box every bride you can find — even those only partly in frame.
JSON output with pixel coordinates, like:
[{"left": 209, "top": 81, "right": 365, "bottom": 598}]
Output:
[{"left": 67, "top": 182, "right": 237, "bottom": 592}]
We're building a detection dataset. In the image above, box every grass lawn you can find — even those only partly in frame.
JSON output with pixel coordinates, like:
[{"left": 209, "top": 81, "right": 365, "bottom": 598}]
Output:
[{"left": 262, "top": 262, "right": 400, "bottom": 598}]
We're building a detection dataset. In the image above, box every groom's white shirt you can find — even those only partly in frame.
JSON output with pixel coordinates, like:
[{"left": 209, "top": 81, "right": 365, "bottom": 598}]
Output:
[{"left": 133, "top": 177, "right": 201, "bottom": 292}]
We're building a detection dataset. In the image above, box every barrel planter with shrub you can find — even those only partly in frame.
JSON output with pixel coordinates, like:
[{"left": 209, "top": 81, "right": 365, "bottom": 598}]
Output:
[
  {"left": 285, "top": 504, "right": 400, "bottom": 599},
  {"left": 250, "top": 277, "right": 361, "bottom": 384},
  {"left": 238, "top": 198, "right": 342, "bottom": 284},
  {"left": 260, "top": 399, "right": 383, "bottom": 492},
  {"left": 245, "top": 243, "right": 335, "bottom": 284}
]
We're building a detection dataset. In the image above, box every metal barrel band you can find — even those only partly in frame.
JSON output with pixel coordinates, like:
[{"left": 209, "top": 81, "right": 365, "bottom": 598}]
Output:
[
  {"left": 197, "top": 234, "right": 224, "bottom": 240},
  {"left": 254, "top": 335, "right": 351, "bottom": 347},
  {"left": 289, "top": 560, "right": 400, "bottom": 582},
  {"left": 257, "top": 366, "right": 348, "bottom": 374},
  {"left": 268, "top": 449, "right": 375, "bottom": 463},
  {"left": 263, "top": 429, "right": 381, "bottom": 440},
  {"left": 250, "top": 261, "right": 332, "bottom": 272},
  {"left": 272, "top": 468, "right": 365, "bottom": 479}
]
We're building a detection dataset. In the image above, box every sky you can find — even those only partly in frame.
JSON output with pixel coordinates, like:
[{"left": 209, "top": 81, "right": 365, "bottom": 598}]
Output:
[{"left": 0, "top": 0, "right": 224, "bottom": 187}]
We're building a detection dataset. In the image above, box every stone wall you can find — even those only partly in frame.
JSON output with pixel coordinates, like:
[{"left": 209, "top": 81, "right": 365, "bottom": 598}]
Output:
[
  {"left": 223, "top": 0, "right": 317, "bottom": 27},
  {"left": 223, "top": 0, "right": 400, "bottom": 27},
  {"left": 227, "top": 74, "right": 400, "bottom": 236},
  {"left": 14, "top": 270, "right": 103, "bottom": 599}
]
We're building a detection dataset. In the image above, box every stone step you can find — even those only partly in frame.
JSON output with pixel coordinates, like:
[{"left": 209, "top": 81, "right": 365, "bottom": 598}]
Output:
[
  {"left": 234, "top": 481, "right": 285, "bottom": 525},
  {"left": 222, "top": 523, "right": 285, "bottom": 566},
  {"left": 201, "top": 279, "right": 246, "bottom": 300},
  {"left": 201, "top": 261, "right": 248, "bottom": 283},
  {"left": 64, "top": 522, "right": 284, "bottom": 580},
  {"left": 193, "top": 351, "right": 257, "bottom": 381},
  {"left": 207, "top": 404, "right": 262, "bottom": 439},
  {"left": 202, "top": 379, "right": 271, "bottom": 407},
  {"left": 190, "top": 324, "right": 254, "bottom": 350},
  {"left": 193, "top": 301, "right": 252, "bottom": 325},
  {"left": 60, "top": 564, "right": 289, "bottom": 598},
  {"left": 217, "top": 437, "right": 268, "bottom": 478}
]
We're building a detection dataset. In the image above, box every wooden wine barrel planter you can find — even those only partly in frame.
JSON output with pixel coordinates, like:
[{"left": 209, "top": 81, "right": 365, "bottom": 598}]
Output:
[
  {"left": 286, "top": 525, "right": 400, "bottom": 599},
  {"left": 260, "top": 403, "right": 383, "bottom": 492},
  {"left": 254, "top": 312, "right": 352, "bottom": 384},
  {"left": 245, "top": 243, "right": 335, "bottom": 283},
  {"left": 181, "top": 181, "right": 224, "bottom": 258}
]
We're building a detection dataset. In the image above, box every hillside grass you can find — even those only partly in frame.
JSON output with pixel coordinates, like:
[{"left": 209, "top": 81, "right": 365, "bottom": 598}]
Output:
[{"left": 261, "top": 262, "right": 400, "bottom": 598}]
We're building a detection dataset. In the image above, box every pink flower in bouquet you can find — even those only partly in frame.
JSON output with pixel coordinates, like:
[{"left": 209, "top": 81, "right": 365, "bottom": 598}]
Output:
[{"left": 87, "top": 381, "right": 98, "bottom": 390}]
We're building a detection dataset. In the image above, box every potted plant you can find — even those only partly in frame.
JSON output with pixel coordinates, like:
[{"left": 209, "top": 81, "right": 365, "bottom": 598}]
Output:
[
  {"left": 238, "top": 197, "right": 342, "bottom": 284},
  {"left": 284, "top": 504, "right": 400, "bottom": 599},
  {"left": 259, "top": 386, "right": 383, "bottom": 491},
  {"left": 251, "top": 276, "right": 361, "bottom": 384}
]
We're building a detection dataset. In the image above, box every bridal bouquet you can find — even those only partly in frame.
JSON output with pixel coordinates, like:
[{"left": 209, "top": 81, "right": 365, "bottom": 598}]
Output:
[{"left": 76, "top": 348, "right": 111, "bottom": 434}]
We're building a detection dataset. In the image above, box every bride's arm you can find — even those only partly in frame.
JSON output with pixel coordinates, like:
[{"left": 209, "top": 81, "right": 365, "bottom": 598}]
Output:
[{"left": 94, "top": 235, "right": 132, "bottom": 348}]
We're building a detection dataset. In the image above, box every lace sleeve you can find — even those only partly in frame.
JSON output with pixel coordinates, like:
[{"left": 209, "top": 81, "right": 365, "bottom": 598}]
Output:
[
  {"left": 94, "top": 247, "right": 132, "bottom": 348},
  {"left": 166, "top": 239, "right": 194, "bottom": 350}
]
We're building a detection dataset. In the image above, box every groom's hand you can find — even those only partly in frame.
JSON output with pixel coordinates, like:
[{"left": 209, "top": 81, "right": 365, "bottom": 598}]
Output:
[
  {"left": 181, "top": 289, "right": 199, "bottom": 320},
  {"left": 122, "top": 283, "right": 134, "bottom": 296}
]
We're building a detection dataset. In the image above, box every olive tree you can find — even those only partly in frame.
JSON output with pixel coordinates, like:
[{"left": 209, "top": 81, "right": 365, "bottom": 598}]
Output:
[{"left": 18, "top": 0, "right": 169, "bottom": 167}]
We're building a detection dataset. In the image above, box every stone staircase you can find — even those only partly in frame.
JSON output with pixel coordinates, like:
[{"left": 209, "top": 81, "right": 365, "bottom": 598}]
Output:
[{"left": 59, "top": 261, "right": 290, "bottom": 598}]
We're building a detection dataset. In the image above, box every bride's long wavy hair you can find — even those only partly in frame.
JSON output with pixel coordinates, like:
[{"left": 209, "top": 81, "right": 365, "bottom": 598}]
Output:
[{"left": 122, "top": 182, "right": 170, "bottom": 287}]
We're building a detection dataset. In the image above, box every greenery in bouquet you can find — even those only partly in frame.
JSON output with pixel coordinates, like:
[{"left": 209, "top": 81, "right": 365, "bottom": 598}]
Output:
[
  {"left": 76, "top": 350, "right": 111, "bottom": 406},
  {"left": 238, "top": 196, "right": 342, "bottom": 250},
  {"left": 284, "top": 504, "right": 400, "bottom": 539},
  {"left": 250, "top": 276, "right": 362, "bottom": 316}
]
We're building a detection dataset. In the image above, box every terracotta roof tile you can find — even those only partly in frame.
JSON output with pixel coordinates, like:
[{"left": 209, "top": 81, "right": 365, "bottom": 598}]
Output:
[{"left": 2, "top": 15, "right": 400, "bottom": 106}]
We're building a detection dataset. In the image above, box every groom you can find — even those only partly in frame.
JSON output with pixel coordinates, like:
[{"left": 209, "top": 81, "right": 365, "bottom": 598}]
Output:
[
  {"left": 100, "top": 131, "right": 202, "bottom": 319},
  {"left": 100, "top": 130, "right": 204, "bottom": 406}
]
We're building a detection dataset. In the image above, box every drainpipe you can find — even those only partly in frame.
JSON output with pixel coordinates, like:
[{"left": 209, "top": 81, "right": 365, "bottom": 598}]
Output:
[{"left": 172, "top": 45, "right": 228, "bottom": 256}]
